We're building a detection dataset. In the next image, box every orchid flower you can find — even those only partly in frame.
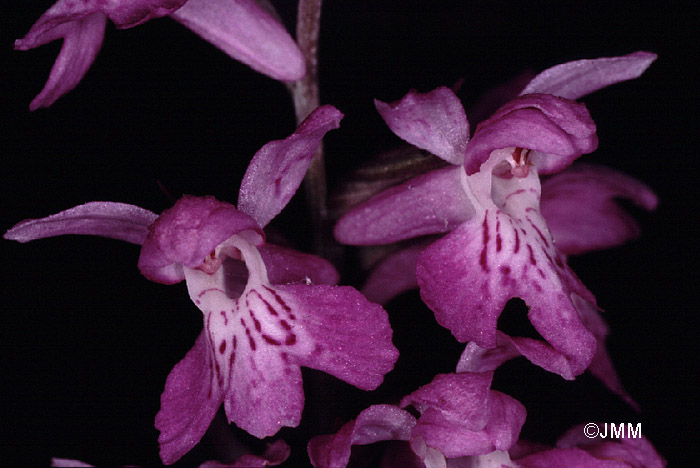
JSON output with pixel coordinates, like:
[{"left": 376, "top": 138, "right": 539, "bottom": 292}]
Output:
[
  {"left": 308, "top": 370, "right": 525, "bottom": 468},
  {"left": 334, "top": 52, "right": 657, "bottom": 384},
  {"left": 5, "top": 105, "right": 399, "bottom": 465},
  {"left": 15, "top": 0, "right": 305, "bottom": 110}
]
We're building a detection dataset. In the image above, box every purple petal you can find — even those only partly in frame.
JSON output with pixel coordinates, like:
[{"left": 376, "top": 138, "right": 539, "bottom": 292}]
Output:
[
  {"left": 401, "top": 373, "right": 525, "bottom": 457},
  {"left": 223, "top": 333, "right": 306, "bottom": 438},
  {"left": 465, "top": 94, "right": 597, "bottom": 175},
  {"left": 308, "top": 405, "right": 416, "bottom": 468},
  {"left": 361, "top": 242, "right": 430, "bottom": 305},
  {"left": 4, "top": 201, "right": 157, "bottom": 244},
  {"left": 280, "top": 284, "right": 399, "bottom": 390},
  {"left": 15, "top": 11, "right": 106, "bottom": 111},
  {"left": 183, "top": 261, "right": 305, "bottom": 438},
  {"left": 258, "top": 243, "right": 339, "bottom": 286},
  {"left": 334, "top": 166, "right": 474, "bottom": 245},
  {"left": 171, "top": 0, "right": 305, "bottom": 81},
  {"left": 51, "top": 459, "right": 94, "bottom": 467},
  {"left": 156, "top": 331, "right": 225, "bottom": 465},
  {"left": 456, "top": 340, "right": 521, "bottom": 374},
  {"left": 401, "top": 373, "right": 492, "bottom": 430},
  {"left": 416, "top": 206, "right": 597, "bottom": 379},
  {"left": 541, "top": 164, "right": 658, "bottom": 256},
  {"left": 238, "top": 105, "right": 343, "bottom": 228},
  {"left": 521, "top": 52, "right": 657, "bottom": 100},
  {"left": 375, "top": 87, "right": 469, "bottom": 165},
  {"left": 517, "top": 447, "right": 629, "bottom": 468},
  {"left": 138, "top": 196, "right": 263, "bottom": 284}
]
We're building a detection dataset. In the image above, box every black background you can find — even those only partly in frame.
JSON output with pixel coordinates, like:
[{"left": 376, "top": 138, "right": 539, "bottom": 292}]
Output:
[{"left": 2, "top": 1, "right": 697, "bottom": 466}]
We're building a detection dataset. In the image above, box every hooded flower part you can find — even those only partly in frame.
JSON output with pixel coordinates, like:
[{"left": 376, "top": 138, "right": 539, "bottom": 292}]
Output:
[
  {"left": 308, "top": 371, "right": 525, "bottom": 468},
  {"left": 335, "top": 53, "right": 656, "bottom": 381},
  {"left": 5, "top": 106, "right": 398, "bottom": 465},
  {"left": 16, "top": 0, "right": 305, "bottom": 110}
]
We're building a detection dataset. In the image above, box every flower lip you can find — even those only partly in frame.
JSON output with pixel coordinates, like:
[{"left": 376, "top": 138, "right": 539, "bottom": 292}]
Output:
[{"left": 137, "top": 195, "right": 264, "bottom": 284}]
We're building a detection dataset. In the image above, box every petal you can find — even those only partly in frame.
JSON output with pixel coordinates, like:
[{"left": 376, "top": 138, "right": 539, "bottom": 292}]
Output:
[
  {"left": 416, "top": 204, "right": 596, "bottom": 379},
  {"left": 51, "top": 459, "right": 94, "bottom": 467},
  {"left": 171, "top": 0, "right": 305, "bottom": 81},
  {"left": 138, "top": 196, "right": 262, "bottom": 284},
  {"left": 520, "top": 51, "right": 657, "bottom": 100},
  {"left": 15, "top": 11, "right": 106, "bottom": 111},
  {"left": 540, "top": 164, "right": 658, "bottom": 256},
  {"left": 465, "top": 94, "right": 597, "bottom": 175},
  {"left": 375, "top": 87, "right": 469, "bottom": 165},
  {"left": 258, "top": 243, "right": 339, "bottom": 286},
  {"left": 361, "top": 242, "right": 430, "bottom": 305},
  {"left": 224, "top": 336, "right": 306, "bottom": 438},
  {"left": 517, "top": 447, "right": 629, "bottom": 468},
  {"left": 401, "top": 373, "right": 525, "bottom": 458},
  {"left": 19, "top": 0, "right": 185, "bottom": 30},
  {"left": 238, "top": 105, "right": 343, "bottom": 228},
  {"left": 279, "top": 284, "right": 399, "bottom": 390},
  {"left": 456, "top": 340, "right": 521, "bottom": 374},
  {"left": 308, "top": 405, "right": 416, "bottom": 468},
  {"left": 334, "top": 166, "right": 474, "bottom": 245},
  {"left": 184, "top": 262, "right": 304, "bottom": 439},
  {"left": 400, "top": 373, "right": 493, "bottom": 431},
  {"left": 156, "top": 331, "right": 225, "bottom": 465},
  {"left": 4, "top": 201, "right": 157, "bottom": 244}
]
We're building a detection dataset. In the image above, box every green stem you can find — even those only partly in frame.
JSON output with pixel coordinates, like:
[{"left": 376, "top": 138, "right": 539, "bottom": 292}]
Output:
[{"left": 289, "top": 0, "right": 327, "bottom": 257}]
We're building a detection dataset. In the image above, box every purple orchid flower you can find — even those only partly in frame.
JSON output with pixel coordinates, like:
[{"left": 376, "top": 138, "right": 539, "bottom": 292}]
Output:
[
  {"left": 5, "top": 105, "right": 399, "bottom": 465},
  {"left": 15, "top": 0, "right": 306, "bottom": 110},
  {"left": 334, "top": 52, "right": 657, "bottom": 384},
  {"left": 308, "top": 370, "right": 525, "bottom": 468}
]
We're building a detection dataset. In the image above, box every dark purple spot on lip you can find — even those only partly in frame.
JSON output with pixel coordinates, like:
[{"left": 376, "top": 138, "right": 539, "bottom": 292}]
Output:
[
  {"left": 527, "top": 244, "right": 537, "bottom": 265},
  {"left": 479, "top": 212, "right": 490, "bottom": 271},
  {"left": 285, "top": 334, "right": 296, "bottom": 345},
  {"left": 263, "top": 286, "right": 292, "bottom": 312},
  {"left": 500, "top": 266, "right": 511, "bottom": 275},
  {"left": 280, "top": 320, "right": 291, "bottom": 330},
  {"left": 253, "top": 290, "right": 280, "bottom": 318},
  {"left": 527, "top": 217, "right": 550, "bottom": 248},
  {"left": 513, "top": 226, "right": 520, "bottom": 253},
  {"left": 229, "top": 351, "right": 235, "bottom": 366},
  {"left": 249, "top": 310, "right": 262, "bottom": 332},
  {"left": 219, "top": 340, "right": 227, "bottom": 354},
  {"left": 263, "top": 334, "right": 281, "bottom": 345}
]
